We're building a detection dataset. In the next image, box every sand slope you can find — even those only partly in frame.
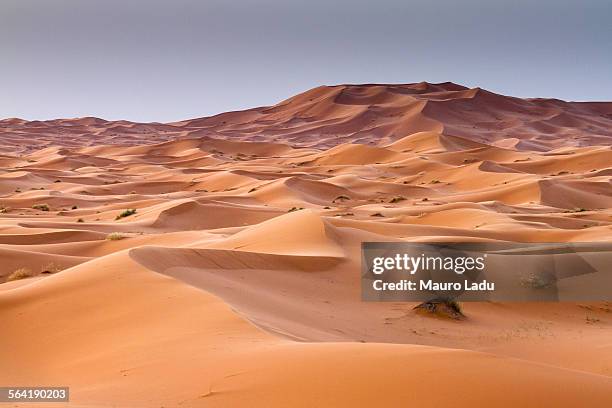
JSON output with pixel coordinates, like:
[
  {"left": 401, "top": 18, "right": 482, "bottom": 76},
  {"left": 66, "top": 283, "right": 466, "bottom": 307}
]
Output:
[{"left": 2, "top": 252, "right": 612, "bottom": 407}]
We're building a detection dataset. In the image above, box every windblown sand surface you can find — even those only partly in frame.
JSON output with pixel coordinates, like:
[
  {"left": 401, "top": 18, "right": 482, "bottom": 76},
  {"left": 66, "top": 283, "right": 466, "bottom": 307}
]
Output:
[{"left": 1, "top": 83, "right": 612, "bottom": 407}]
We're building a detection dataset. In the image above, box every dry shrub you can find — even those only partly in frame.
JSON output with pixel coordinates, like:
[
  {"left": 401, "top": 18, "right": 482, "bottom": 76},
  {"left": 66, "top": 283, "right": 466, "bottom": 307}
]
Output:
[{"left": 7, "top": 268, "right": 33, "bottom": 281}]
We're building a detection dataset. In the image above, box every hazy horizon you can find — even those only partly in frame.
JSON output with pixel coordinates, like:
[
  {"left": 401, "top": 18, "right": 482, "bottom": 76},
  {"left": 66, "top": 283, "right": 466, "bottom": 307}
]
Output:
[{"left": 2, "top": 0, "right": 611, "bottom": 122}]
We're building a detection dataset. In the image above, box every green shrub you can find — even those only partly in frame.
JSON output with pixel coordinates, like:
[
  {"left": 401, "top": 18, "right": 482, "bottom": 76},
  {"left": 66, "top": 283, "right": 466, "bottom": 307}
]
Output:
[{"left": 115, "top": 209, "right": 137, "bottom": 220}]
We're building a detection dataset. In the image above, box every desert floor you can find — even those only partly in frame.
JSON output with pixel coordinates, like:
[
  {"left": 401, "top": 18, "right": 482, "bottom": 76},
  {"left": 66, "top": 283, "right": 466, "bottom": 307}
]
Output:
[{"left": 1, "top": 83, "right": 612, "bottom": 407}]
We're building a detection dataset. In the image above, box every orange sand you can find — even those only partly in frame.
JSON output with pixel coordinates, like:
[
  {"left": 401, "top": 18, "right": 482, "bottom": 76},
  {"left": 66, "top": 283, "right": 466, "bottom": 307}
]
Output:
[{"left": 1, "top": 83, "right": 611, "bottom": 407}]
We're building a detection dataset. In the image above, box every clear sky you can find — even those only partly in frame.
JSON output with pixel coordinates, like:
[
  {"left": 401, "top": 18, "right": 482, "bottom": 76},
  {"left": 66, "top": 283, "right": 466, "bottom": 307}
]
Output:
[{"left": 1, "top": 0, "right": 610, "bottom": 122}]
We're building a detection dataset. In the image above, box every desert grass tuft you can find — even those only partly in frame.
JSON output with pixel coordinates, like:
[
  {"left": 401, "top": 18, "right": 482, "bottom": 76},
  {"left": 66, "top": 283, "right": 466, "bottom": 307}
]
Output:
[
  {"left": 7, "top": 268, "right": 33, "bottom": 281},
  {"left": 106, "top": 232, "right": 126, "bottom": 241},
  {"left": 40, "top": 262, "right": 62, "bottom": 274}
]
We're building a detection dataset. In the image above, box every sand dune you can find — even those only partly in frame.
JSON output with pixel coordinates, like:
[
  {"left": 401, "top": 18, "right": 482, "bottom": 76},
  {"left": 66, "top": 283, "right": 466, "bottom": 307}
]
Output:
[
  {"left": 3, "top": 82, "right": 612, "bottom": 154},
  {"left": 3, "top": 253, "right": 612, "bottom": 407},
  {"left": 1, "top": 82, "right": 612, "bottom": 407}
]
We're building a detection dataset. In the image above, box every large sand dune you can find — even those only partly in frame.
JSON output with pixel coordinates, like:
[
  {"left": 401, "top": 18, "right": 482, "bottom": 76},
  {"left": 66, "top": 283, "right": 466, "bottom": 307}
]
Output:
[
  {"left": 1, "top": 83, "right": 612, "bottom": 407},
  {"left": 3, "top": 82, "right": 612, "bottom": 153}
]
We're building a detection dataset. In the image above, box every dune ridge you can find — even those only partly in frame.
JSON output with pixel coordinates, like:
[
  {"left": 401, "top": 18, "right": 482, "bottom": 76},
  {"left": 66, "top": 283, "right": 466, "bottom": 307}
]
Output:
[{"left": 3, "top": 82, "right": 612, "bottom": 154}]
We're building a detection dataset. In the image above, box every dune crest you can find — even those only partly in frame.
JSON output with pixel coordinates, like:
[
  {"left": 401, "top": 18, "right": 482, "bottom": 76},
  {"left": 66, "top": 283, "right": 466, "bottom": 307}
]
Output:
[{"left": 3, "top": 82, "right": 612, "bottom": 154}]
